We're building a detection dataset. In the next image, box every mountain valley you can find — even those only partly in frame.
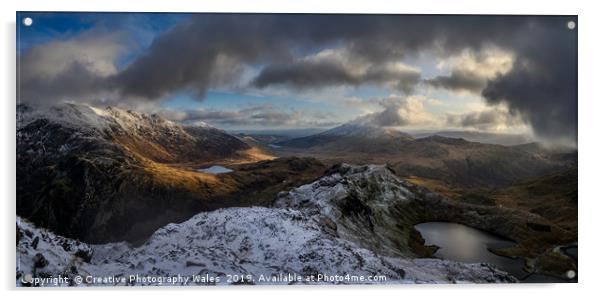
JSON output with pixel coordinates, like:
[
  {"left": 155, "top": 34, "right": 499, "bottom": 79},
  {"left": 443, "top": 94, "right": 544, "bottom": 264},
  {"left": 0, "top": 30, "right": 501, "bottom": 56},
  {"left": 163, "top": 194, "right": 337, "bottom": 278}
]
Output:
[{"left": 16, "top": 104, "right": 578, "bottom": 285}]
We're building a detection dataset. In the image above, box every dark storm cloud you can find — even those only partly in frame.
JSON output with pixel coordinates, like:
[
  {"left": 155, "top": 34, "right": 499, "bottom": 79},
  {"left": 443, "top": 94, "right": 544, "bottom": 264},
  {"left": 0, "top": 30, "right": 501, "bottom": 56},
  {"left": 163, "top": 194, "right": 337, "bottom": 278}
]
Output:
[
  {"left": 426, "top": 70, "right": 485, "bottom": 93},
  {"left": 482, "top": 18, "right": 577, "bottom": 143},
  {"left": 251, "top": 59, "right": 421, "bottom": 93},
  {"left": 446, "top": 108, "right": 523, "bottom": 131},
  {"left": 18, "top": 61, "right": 111, "bottom": 105},
  {"left": 108, "top": 14, "right": 531, "bottom": 100},
  {"left": 252, "top": 60, "right": 357, "bottom": 89},
  {"left": 19, "top": 14, "right": 577, "bottom": 142}
]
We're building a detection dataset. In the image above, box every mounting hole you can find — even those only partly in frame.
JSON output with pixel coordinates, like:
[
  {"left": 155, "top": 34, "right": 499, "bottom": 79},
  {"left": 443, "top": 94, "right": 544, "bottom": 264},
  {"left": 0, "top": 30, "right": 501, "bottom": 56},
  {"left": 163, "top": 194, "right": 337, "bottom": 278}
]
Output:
[
  {"left": 567, "top": 20, "right": 576, "bottom": 30},
  {"left": 23, "top": 273, "right": 33, "bottom": 283},
  {"left": 566, "top": 270, "right": 576, "bottom": 279},
  {"left": 22, "top": 17, "right": 33, "bottom": 26}
]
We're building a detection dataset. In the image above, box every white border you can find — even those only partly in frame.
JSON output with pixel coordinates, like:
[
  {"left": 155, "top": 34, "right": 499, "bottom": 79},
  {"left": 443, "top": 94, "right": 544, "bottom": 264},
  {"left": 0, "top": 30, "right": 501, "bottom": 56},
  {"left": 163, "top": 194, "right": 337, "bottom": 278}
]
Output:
[{"left": 2, "top": 0, "right": 600, "bottom": 298}]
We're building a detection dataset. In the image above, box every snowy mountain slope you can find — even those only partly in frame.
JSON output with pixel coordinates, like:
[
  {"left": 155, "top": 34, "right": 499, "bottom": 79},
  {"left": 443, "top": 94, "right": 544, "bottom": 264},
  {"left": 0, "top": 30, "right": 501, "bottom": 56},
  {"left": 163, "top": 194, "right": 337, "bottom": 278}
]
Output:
[
  {"left": 17, "top": 103, "right": 249, "bottom": 163},
  {"left": 17, "top": 206, "right": 516, "bottom": 287}
]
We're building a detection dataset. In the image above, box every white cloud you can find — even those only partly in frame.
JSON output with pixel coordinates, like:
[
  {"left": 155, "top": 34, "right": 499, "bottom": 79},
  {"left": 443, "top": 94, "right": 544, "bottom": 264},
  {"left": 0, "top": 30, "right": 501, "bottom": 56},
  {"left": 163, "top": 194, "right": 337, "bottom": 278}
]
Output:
[
  {"left": 437, "top": 47, "right": 514, "bottom": 79},
  {"left": 355, "top": 95, "right": 438, "bottom": 127},
  {"left": 427, "top": 47, "right": 515, "bottom": 94}
]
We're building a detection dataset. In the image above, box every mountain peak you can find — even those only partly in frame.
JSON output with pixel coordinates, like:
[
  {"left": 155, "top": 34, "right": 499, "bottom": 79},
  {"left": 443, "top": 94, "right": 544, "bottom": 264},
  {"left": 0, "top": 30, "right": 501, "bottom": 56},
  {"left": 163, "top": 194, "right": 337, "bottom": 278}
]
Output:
[
  {"left": 276, "top": 122, "right": 413, "bottom": 150},
  {"left": 17, "top": 103, "right": 210, "bottom": 132},
  {"left": 319, "top": 123, "right": 413, "bottom": 139}
]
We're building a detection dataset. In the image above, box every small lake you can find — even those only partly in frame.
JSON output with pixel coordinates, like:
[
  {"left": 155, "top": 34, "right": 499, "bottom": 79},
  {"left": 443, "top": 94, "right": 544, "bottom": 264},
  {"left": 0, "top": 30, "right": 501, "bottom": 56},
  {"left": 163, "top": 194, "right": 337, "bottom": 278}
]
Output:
[
  {"left": 415, "top": 221, "right": 569, "bottom": 282},
  {"left": 197, "top": 165, "right": 233, "bottom": 174}
]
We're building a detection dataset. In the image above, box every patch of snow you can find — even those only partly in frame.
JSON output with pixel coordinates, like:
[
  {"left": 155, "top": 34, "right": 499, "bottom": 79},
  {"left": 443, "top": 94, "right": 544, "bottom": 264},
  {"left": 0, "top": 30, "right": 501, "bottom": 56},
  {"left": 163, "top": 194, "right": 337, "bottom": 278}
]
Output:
[
  {"left": 17, "top": 103, "right": 113, "bottom": 131},
  {"left": 184, "top": 120, "right": 212, "bottom": 128}
]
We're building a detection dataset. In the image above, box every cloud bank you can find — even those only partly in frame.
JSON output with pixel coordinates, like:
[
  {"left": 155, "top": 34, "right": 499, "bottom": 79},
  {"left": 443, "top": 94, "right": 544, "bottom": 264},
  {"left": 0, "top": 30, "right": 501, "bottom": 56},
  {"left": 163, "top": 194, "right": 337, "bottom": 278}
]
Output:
[
  {"left": 160, "top": 104, "right": 337, "bottom": 128},
  {"left": 18, "top": 14, "right": 577, "bottom": 143},
  {"left": 446, "top": 108, "right": 526, "bottom": 132}
]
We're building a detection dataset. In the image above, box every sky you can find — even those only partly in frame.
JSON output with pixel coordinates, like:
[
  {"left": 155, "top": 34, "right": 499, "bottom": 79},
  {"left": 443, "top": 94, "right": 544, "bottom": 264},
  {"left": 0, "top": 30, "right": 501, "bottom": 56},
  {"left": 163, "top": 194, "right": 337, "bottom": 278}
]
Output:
[{"left": 16, "top": 13, "right": 577, "bottom": 145}]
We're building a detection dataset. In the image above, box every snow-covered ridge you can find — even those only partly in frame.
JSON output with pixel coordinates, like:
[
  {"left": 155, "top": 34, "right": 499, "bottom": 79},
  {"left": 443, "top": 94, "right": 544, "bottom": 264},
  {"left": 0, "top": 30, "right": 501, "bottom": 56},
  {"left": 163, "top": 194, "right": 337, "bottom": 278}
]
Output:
[
  {"left": 182, "top": 119, "right": 212, "bottom": 128},
  {"left": 16, "top": 103, "right": 245, "bottom": 163},
  {"left": 16, "top": 164, "right": 517, "bottom": 286},
  {"left": 17, "top": 103, "right": 211, "bottom": 134},
  {"left": 17, "top": 103, "right": 249, "bottom": 165}
]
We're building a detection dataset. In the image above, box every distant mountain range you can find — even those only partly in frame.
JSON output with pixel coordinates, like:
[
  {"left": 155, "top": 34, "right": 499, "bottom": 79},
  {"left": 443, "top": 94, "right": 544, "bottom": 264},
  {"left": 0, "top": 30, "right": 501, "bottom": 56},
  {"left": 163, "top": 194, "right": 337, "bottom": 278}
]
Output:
[
  {"left": 276, "top": 123, "right": 413, "bottom": 153},
  {"left": 410, "top": 130, "right": 533, "bottom": 146},
  {"left": 274, "top": 123, "right": 576, "bottom": 187},
  {"left": 235, "top": 126, "right": 533, "bottom": 146}
]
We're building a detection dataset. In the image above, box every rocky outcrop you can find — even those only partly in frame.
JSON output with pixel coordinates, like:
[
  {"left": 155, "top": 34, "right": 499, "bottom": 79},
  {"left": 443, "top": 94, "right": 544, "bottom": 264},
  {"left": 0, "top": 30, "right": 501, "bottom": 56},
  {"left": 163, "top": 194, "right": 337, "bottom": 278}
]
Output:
[{"left": 275, "top": 164, "right": 426, "bottom": 258}]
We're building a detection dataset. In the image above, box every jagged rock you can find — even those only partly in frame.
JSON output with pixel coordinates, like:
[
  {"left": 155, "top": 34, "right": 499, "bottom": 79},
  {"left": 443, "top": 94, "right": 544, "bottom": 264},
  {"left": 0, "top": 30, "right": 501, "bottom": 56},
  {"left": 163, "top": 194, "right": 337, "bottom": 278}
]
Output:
[
  {"left": 74, "top": 249, "right": 92, "bottom": 263},
  {"left": 185, "top": 261, "right": 206, "bottom": 267},
  {"left": 31, "top": 236, "right": 39, "bottom": 250},
  {"left": 33, "top": 253, "right": 48, "bottom": 268}
]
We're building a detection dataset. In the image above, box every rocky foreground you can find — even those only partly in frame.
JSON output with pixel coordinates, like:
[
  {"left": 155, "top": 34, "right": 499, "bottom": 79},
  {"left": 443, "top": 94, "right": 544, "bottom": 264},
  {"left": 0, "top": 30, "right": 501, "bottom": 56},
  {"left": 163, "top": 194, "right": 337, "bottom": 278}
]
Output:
[{"left": 16, "top": 164, "right": 518, "bottom": 286}]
